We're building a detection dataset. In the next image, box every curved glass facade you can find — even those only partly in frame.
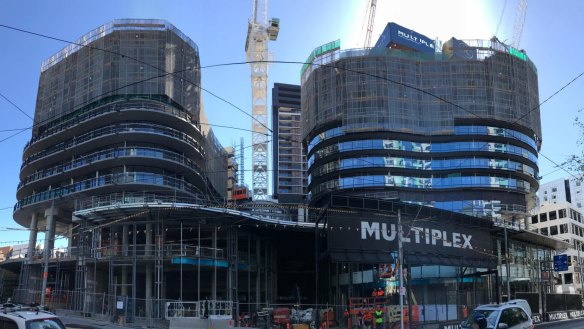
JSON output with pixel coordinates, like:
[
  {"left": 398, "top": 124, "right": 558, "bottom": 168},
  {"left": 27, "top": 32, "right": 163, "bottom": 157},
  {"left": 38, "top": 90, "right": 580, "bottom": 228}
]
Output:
[
  {"left": 302, "top": 41, "right": 541, "bottom": 219},
  {"left": 309, "top": 156, "right": 536, "bottom": 179},
  {"left": 308, "top": 139, "right": 538, "bottom": 166},
  {"left": 14, "top": 20, "right": 227, "bottom": 227}
]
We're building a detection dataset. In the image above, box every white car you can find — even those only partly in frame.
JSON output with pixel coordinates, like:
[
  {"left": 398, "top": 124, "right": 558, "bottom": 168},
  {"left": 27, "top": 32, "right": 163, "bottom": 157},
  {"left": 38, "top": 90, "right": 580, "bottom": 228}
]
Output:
[
  {"left": 0, "top": 306, "right": 66, "bottom": 329},
  {"left": 461, "top": 303, "right": 534, "bottom": 329}
]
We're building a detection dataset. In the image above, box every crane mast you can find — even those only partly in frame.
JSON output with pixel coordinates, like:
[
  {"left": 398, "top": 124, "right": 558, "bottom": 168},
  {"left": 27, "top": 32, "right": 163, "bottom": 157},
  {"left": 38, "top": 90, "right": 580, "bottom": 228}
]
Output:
[
  {"left": 245, "top": 0, "right": 279, "bottom": 200},
  {"left": 364, "top": 0, "right": 377, "bottom": 48},
  {"left": 512, "top": 0, "right": 527, "bottom": 48}
]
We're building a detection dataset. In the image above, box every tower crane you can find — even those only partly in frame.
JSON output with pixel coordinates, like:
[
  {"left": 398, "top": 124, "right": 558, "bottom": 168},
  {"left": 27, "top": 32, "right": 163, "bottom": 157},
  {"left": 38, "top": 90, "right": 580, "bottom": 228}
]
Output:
[
  {"left": 245, "top": 0, "right": 279, "bottom": 200},
  {"left": 512, "top": 0, "right": 527, "bottom": 48},
  {"left": 363, "top": 0, "right": 377, "bottom": 48},
  {"left": 495, "top": 0, "right": 527, "bottom": 48}
]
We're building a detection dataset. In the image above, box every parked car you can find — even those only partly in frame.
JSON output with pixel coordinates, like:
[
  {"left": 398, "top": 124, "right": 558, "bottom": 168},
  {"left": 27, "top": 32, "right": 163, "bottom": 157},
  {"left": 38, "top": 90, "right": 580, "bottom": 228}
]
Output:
[
  {"left": 461, "top": 302, "right": 534, "bottom": 329},
  {"left": 0, "top": 305, "right": 66, "bottom": 329},
  {"left": 505, "top": 299, "right": 532, "bottom": 317}
]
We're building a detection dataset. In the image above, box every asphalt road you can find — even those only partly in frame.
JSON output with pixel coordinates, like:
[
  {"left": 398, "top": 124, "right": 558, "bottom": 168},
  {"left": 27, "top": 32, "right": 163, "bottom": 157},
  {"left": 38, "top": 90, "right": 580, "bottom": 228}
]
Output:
[{"left": 536, "top": 318, "right": 584, "bottom": 328}]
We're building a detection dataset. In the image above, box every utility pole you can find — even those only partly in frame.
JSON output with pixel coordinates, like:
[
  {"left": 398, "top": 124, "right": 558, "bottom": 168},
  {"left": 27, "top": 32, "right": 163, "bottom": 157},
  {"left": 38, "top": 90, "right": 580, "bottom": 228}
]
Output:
[{"left": 398, "top": 209, "right": 404, "bottom": 329}]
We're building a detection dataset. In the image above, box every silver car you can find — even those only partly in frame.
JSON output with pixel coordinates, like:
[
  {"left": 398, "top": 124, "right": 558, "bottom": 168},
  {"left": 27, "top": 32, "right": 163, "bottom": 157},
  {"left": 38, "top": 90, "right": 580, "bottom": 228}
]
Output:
[{"left": 461, "top": 303, "right": 534, "bottom": 329}]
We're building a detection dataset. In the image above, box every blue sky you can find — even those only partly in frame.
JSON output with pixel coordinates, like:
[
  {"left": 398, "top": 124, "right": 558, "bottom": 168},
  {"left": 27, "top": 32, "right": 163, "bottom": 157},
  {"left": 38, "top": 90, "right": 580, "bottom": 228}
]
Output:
[{"left": 0, "top": 0, "right": 583, "bottom": 246}]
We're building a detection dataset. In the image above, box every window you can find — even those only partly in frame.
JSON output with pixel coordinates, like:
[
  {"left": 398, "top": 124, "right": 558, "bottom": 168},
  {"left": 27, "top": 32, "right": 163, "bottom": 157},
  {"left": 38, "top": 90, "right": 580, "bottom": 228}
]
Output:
[
  {"left": 559, "top": 209, "right": 567, "bottom": 218},
  {"left": 0, "top": 319, "right": 18, "bottom": 329},
  {"left": 498, "top": 308, "right": 526, "bottom": 327},
  {"left": 540, "top": 213, "right": 548, "bottom": 222},
  {"left": 549, "top": 211, "right": 558, "bottom": 220},
  {"left": 560, "top": 224, "right": 569, "bottom": 234},
  {"left": 552, "top": 187, "right": 558, "bottom": 192},
  {"left": 27, "top": 319, "right": 66, "bottom": 329},
  {"left": 541, "top": 227, "right": 549, "bottom": 236},
  {"left": 531, "top": 215, "right": 538, "bottom": 224},
  {"left": 551, "top": 226, "right": 559, "bottom": 235}
]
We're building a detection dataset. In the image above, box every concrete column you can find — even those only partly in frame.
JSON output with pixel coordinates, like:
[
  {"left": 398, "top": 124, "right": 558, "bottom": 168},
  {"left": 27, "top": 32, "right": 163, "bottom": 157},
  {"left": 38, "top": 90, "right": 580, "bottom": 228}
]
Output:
[
  {"left": 145, "top": 264, "right": 152, "bottom": 318},
  {"left": 67, "top": 224, "right": 73, "bottom": 250},
  {"left": 122, "top": 225, "right": 129, "bottom": 257},
  {"left": 41, "top": 204, "right": 56, "bottom": 307},
  {"left": 145, "top": 224, "right": 152, "bottom": 256},
  {"left": 27, "top": 213, "right": 38, "bottom": 261},
  {"left": 44, "top": 207, "right": 57, "bottom": 257}
]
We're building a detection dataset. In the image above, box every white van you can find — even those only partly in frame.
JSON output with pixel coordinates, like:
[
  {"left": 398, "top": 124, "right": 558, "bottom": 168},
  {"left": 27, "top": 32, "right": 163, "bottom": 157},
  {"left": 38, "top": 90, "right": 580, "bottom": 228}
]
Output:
[{"left": 506, "top": 299, "right": 532, "bottom": 317}]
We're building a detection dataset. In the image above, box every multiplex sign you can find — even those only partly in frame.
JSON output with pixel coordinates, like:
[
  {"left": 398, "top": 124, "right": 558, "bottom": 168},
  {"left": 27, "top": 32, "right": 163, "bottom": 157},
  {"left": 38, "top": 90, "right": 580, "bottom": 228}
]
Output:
[
  {"left": 327, "top": 211, "right": 493, "bottom": 263},
  {"left": 375, "top": 22, "right": 435, "bottom": 54},
  {"left": 361, "top": 222, "right": 473, "bottom": 250},
  {"left": 546, "top": 310, "right": 584, "bottom": 322}
]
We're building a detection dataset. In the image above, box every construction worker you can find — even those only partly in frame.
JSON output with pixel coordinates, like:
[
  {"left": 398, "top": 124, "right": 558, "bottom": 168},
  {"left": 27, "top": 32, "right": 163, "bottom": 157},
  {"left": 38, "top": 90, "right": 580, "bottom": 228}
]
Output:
[
  {"left": 363, "top": 310, "right": 373, "bottom": 329},
  {"left": 374, "top": 306, "right": 384, "bottom": 329},
  {"left": 376, "top": 288, "right": 384, "bottom": 297}
]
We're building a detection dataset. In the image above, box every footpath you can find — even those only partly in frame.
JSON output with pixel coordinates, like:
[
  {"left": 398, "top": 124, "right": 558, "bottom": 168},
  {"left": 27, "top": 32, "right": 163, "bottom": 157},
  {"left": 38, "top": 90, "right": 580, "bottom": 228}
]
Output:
[{"left": 56, "top": 312, "right": 142, "bottom": 329}]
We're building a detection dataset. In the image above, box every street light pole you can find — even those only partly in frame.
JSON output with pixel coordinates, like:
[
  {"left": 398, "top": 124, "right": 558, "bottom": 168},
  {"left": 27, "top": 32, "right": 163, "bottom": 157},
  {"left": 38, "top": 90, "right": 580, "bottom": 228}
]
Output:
[{"left": 578, "top": 241, "right": 584, "bottom": 297}]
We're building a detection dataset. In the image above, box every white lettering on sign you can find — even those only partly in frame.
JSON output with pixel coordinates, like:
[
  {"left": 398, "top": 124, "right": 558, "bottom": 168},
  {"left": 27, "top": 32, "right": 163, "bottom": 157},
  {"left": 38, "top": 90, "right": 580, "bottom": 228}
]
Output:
[
  {"left": 360, "top": 221, "right": 473, "bottom": 249},
  {"left": 548, "top": 312, "right": 568, "bottom": 321},
  {"left": 441, "top": 325, "right": 460, "bottom": 329},
  {"left": 396, "top": 30, "right": 435, "bottom": 49}
]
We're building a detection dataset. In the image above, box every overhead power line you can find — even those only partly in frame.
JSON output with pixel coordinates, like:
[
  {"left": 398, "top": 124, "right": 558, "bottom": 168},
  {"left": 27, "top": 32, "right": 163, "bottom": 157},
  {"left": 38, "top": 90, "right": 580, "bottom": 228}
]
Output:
[
  {"left": 1, "top": 22, "right": 583, "bottom": 185},
  {"left": 0, "top": 92, "right": 34, "bottom": 121},
  {"left": 0, "top": 23, "right": 271, "bottom": 134}
]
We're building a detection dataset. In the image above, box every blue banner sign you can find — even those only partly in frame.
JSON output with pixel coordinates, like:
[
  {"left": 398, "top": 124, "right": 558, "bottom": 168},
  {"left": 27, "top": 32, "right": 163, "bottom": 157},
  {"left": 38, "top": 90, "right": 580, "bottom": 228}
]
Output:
[
  {"left": 553, "top": 254, "right": 568, "bottom": 272},
  {"left": 374, "top": 22, "right": 435, "bottom": 54}
]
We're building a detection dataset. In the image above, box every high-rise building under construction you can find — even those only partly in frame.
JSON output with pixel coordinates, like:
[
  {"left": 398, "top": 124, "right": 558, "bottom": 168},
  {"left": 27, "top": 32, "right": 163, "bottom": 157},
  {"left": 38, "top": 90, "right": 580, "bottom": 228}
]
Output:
[
  {"left": 8, "top": 19, "right": 311, "bottom": 323},
  {"left": 302, "top": 23, "right": 541, "bottom": 221}
]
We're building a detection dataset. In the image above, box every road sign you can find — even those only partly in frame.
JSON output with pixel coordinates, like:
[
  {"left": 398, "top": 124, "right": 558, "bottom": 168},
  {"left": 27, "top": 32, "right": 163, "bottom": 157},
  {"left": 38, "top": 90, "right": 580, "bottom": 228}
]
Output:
[{"left": 553, "top": 254, "right": 568, "bottom": 272}]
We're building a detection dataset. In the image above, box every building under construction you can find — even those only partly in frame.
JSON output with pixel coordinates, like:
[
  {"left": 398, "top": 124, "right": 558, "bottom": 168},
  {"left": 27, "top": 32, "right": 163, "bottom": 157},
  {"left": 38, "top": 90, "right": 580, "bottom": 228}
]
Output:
[
  {"left": 0, "top": 18, "right": 578, "bottom": 329},
  {"left": 1, "top": 19, "right": 316, "bottom": 326}
]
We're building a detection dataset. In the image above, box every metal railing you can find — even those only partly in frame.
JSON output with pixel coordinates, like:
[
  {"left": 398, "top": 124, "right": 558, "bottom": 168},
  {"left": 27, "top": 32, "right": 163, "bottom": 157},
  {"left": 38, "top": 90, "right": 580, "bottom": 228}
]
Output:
[
  {"left": 165, "top": 300, "right": 232, "bottom": 319},
  {"left": 1, "top": 243, "right": 226, "bottom": 263},
  {"left": 73, "top": 192, "right": 210, "bottom": 212},
  {"left": 91, "top": 244, "right": 224, "bottom": 260},
  {"left": 2, "top": 247, "right": 73, "bottom": 261}
]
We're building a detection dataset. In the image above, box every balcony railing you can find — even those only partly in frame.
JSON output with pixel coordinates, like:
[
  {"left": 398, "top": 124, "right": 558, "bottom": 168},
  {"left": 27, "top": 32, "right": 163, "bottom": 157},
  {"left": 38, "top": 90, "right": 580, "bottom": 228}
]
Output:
[
  {"left": 23, "top": 123, "right": 204, "bottom": 168},
  {"left": 15, "top": 172, "right": 206, "bottom": 211},
  {"left": 19, "top": 146, "right": 205, "bottom": 190},
  {"left": 26, "top": 96, "right": 197, "bottom": 151}
]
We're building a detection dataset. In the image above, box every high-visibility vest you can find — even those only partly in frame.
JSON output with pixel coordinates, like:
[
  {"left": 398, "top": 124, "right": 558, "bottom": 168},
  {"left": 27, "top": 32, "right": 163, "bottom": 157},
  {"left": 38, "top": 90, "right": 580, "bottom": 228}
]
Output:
[{"left": 374, "top": 310, "right": 383, "bottom": 324}]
